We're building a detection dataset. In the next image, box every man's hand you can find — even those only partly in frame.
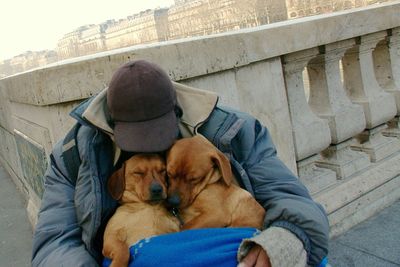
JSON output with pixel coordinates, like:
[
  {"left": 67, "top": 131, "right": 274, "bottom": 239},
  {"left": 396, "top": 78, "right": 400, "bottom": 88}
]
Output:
[{"left": 237, "top": 244, "right": 272, "bottom": 267}]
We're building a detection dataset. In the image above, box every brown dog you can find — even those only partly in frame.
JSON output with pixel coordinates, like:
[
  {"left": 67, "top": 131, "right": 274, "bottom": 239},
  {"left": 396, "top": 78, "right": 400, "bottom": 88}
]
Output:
[
  {"left": 103, "top": 154, "right": 180, "bottom": 267},
  {"left": 166, "top": 135, "right": 265, "bottom": 230}
]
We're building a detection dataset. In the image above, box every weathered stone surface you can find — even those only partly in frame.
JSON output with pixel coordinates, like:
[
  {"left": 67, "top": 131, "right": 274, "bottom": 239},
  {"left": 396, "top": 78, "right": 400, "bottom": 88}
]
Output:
[
  {"left": 343, "top": 31, "right": 397, "bottom": 129},
  {"left": 383, "top": 116, "right": 400, "bottom": 138},
  {"left": 0, "top": 83, "right": 13, "bottom": 132},
  {"left": 308, "top": 39, "right": 367, "bottom": 144},
  {"left": 10, "top": 101, "right": 78, "bottom": 146},
  {"left": 297, "top": 154, "right": 337, "bottom": 195},
  {"left": 328, "top": 175, "right": 400, "bottom": 238},
  {"left": 185, "top": 58, "right": 297, "bottom": 173},
  {"left": 0, "top": 127, "right": 24, "bottom": 182},
  {"left": 283, "top": 48, "right": 332, "bottom": 161},
  {"left": 374, "top": 27, "right": 400, "bottom": 114},
  {"left": 315, "top": 152, "right": 400, "bottom": 215},
  {"left": 352, "top": 124, "right": 400, "bottom": 162},
  {"left": 317, "top": 139, "right": 371, "bottom": 179},
  {"left": 14, "top": 130, "right": 47, "bottom": 198}
]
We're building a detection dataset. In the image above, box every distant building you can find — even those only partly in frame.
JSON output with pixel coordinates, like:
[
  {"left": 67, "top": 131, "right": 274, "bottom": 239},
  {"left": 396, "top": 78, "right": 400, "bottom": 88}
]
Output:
[
  {"left": 154, "top": 8, "right": 170, "bottom": 42},
  {"left": 167, "top": 0, "right": 279, "bottom": 40},
  {"left": 0, "top": 59, "right": 12, "bottom": 78},
  {"left": 9, "top": 54, "right": 26, "bottom": 74},
  {"left": 56, "top": 25, "right": 91, "bottom": 60},
  {"left": 286, "top": 0, "right": 390, "bottom": 19},
  {"left": 0, "top": 50, "right": 58, "bottom": 77},
  {"left": 36, "top": 50, "right": 58, "bottom": 67},
  {"left": 265, "top": 0, "right": 288, "bottom": 23},
  {"left": 167, "top": 0, "right": 206, "bottom": 39},
  {"left": 105, "top": 8, "right": 169, "bottom": 51},
  {"left": 174, "top": 0, "right": 192, "bottom": 4},
  {"left": 79, "top": 20, "right": 115, "bottom": 56}
]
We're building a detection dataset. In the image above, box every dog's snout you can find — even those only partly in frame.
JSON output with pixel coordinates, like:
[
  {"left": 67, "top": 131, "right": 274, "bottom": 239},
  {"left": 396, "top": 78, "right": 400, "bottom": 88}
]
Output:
[
  {"left": 167, "top": 194, "right": 181, "bottom": 207},
  {"left": 150, "top": 182, "right": 163, "bottom": 195}
]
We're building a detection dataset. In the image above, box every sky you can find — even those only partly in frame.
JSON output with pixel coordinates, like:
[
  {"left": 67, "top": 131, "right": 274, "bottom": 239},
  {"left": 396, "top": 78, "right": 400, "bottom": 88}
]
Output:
[{"left": 0, "top": 0, "right": 175, "bottom": 61}]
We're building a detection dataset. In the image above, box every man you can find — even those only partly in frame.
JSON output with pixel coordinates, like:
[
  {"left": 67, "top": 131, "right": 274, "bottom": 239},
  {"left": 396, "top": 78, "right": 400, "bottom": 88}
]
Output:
[{"left": 32, "top": 60, "right": 329, "bottom": 266}]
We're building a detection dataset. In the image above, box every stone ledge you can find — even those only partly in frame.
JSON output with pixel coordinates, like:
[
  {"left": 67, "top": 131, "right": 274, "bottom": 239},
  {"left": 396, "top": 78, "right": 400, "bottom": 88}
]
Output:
[
  {"left": 328, "top": 175, "right": 400, "bottom": 238},
  {"left": 315, "top": 151, "right": 400, "bottom": 214},
  {"left": 314, "top": 151, "right": 400, "bottom": 237}
]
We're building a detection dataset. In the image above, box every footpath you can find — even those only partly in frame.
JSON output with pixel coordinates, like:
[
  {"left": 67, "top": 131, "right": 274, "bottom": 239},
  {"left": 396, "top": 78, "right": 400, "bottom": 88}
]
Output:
[
  {"left": 0, "top": 164, "right": 32, "bottom": 267},
  {"left": 0, "top": 162, "right": 399, "bottom": 267},
  {"left": 329, "top": 199, "right": 400, "bottom": 266}
]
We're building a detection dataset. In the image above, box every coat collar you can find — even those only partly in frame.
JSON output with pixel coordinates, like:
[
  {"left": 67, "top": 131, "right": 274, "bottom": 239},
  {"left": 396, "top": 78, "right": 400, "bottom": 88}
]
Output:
[
  {"left": 82, "top": 81, "right": 219, "bottom": 136},
  {"left": 80, "top": 81, "right": 219, "bottom": 164}
]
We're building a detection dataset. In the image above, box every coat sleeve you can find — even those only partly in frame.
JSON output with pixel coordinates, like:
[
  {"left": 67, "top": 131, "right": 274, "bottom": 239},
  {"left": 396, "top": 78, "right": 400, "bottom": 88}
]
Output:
[
  {"left": 31, "top": 141, "right": 98, "bottom": 267},
  {"left": 232, "top": 116, "right": 329, "bottom": 266}
]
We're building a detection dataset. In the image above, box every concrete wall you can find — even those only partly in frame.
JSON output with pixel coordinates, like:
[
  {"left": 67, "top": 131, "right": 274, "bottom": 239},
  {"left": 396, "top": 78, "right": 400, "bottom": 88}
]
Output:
[{"left": 1, "top": 1, "right": 400, "bottom": 236}]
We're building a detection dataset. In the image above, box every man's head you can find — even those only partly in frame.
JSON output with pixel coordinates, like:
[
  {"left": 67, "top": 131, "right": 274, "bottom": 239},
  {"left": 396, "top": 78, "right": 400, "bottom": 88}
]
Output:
[{"left": 107, "top": 60, "right": 180, "bottom": 152}]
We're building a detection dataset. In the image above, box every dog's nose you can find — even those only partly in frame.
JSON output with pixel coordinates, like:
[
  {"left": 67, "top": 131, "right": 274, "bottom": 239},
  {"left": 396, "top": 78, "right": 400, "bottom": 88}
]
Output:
[
  {"left": 150, "top": 183, "right": 163, "bottom": 195},
  {"left": 167, "top": 194, "right": 180, "bottom": 207}
]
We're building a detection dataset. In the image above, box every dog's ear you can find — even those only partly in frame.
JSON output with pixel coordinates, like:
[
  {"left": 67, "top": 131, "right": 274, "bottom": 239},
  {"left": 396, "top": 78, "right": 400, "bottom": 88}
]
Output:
[
  {"left": 166, "top": 139, "right": 178, "bottom": 159},
  {"left": 210, "top": 150, "right": 232, "bottom": 186},
  {"left": 107, "top": 163, "right": 126, "bottom": 200}
]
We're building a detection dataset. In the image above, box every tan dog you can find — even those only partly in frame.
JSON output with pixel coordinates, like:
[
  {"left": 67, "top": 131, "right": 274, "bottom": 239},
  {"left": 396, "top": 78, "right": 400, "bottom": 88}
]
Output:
[
  {"left": 166, "top": 135, "right": 265, "bottom": 230},
  {"left": 103, "top": 154, "right": 180, "bottom": 267}
]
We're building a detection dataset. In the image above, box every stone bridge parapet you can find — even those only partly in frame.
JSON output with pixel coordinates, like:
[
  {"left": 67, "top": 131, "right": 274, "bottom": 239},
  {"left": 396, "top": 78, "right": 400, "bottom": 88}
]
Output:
[{"left": 1, "top": 1, "right": 400, "bottom": 237}]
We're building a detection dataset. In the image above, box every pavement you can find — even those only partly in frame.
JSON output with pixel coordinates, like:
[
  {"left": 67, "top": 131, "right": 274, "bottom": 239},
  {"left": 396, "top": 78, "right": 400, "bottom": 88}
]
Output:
[
  {"left": 0, "top": 164, "right": 32, "bottom": 267},
  {"left": 329, "top": 199, "right": 400, "bottom": 266},
  {"left": 0, "top": 161, "right": 399, "bottom": 267}
]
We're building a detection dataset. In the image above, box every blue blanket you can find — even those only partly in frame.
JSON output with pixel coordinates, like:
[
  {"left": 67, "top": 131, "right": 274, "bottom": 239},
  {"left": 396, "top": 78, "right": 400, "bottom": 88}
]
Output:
[{"left": 103, "top": 227, "right": 259, "bottom": 267}]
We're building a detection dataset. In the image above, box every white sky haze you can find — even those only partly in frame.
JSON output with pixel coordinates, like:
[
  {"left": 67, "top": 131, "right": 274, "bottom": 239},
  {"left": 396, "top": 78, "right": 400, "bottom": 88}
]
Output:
[{"left": 0, "top": 0, "right": 174, "bottom": 60}]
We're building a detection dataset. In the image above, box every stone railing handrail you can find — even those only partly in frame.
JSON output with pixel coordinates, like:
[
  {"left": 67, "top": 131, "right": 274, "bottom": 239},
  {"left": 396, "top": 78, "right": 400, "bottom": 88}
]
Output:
[{"left": 1, "top": 1, "right": 400, "bottom": 236}]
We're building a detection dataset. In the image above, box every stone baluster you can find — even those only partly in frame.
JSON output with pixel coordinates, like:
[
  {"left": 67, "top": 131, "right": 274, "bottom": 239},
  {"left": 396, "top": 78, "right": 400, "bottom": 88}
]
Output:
[
  {"left": 306, "top": 39, "right": 370, "bottom": 179},
  {"left": 374, "top": 27, "right": 400, "bottom": 138},
  {"left": 342, "top": 31, "right": 400, "bottom": 162},
  {"left": 283, "top": 49, "right": 336, "bottom": 195},
  {"left": 390, "top": 28, "right": 400, "bottom": 100}
]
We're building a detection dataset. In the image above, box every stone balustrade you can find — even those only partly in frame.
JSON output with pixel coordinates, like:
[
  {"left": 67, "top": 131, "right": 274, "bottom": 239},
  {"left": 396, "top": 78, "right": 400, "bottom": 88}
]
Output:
[{"left": 1, "top": 2, "right": 400, "bottom": 237}]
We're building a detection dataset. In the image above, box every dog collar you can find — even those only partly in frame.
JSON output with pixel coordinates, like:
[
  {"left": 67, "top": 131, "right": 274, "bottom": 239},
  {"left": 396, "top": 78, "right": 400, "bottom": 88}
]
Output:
[{"left": 171, "top": 207, "right": 185, "bottom": 227}]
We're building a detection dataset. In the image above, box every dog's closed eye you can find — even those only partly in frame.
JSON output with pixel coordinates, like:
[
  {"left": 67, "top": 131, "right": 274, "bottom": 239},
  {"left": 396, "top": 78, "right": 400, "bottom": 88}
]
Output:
[
  {"left": 167, "top": 171, "right": 175, "bottom": 179},
  {"left": 189, "top": 176, "right": 203, "bottom": 184}
]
